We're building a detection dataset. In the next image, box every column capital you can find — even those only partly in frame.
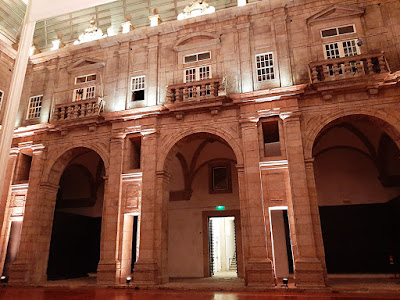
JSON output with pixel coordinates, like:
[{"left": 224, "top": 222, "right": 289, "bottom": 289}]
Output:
[
  {"left": 239, "top": 117, "right": 259, "bottom": 128},
  {"left": 10, "top": 148, "right": 20, "bottom": 157},
  {"left": 156, "top": 170, "right": 171, "bottom": 181},
  {"left": 31, "top": 144, "right": 46, "bottom": 155},
  {"left": 111, "top": 129, "right": 126, "bottom": 141},
  {"left": 280, "top": 111, "right": 302, "bottom": 123},
  {"left": 39, "top": 182, "right": 59, "bottom": 193}
]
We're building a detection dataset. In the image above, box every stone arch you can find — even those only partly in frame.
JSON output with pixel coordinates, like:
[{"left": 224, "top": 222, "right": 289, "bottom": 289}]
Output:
[
  {"left": 303, "top": 108, "right": 400, "bottom": 159},
  {"left": 43, "top": 145, "right": 109, "bottom": 187},
  {"left": 157, "top": 127, "right": 243, "bottom": 172}
]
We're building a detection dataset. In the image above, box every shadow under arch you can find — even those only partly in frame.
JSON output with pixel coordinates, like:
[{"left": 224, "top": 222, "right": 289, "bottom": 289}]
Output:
[
  {"left": 43, "top": 146, "right": 109, "bottom": 187},
  {"left": 305, "top": 111, "right": 400, "bottom": 160},
  {"left": 157, "top": 128, "right": 243, "bottom": 173},
  {"left": 311, "top": 113, "right": 400, "bottom": 274}
]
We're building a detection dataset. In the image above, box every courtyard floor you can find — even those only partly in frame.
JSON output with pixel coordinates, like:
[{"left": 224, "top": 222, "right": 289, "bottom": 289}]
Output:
[{"left": 0, "top": 287, "right": 400, "bottom": 300}]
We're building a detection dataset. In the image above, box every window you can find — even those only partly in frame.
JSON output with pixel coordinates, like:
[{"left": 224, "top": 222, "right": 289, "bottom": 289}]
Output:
[
  {"left": 184, "top": 51, "right": 211, "bottom": 64},
  {"left": 262, "top": 121, "right": 281, "bottom": 157},
  {"left": 321, "top": 25, "right": 355, "bottom": 38},
  {"left": 324, "top": 39, "right": 359, "bottom": 59},
  {"left": 185, "top": 65, "right": 211, "bottom": 83},
  {"left": 209, "top": 163, "right": 232, "bottom": 194},
  {"left": 0, "top": 90, "right": 3, "bottom": 110},
  {"left": 256, "top": 53, "right": 275, "bottom": 82},
  {"left": 131, "top": 76, "right": 145, "bottom": 101},
  {"left": 75, "top": 74, "right": 97, "bottom": 84},
  {"left": 27, "top": 95, "right": 43, "bottom": 119},
  {"left": 73, "top": 86, "right": 96, "bottom": 101}
]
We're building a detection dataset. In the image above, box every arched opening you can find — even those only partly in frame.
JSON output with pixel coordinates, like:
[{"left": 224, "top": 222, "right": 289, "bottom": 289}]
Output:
[
  {"left": 165, "top": 132, "right": 243, "bottom": 280},
  {"left": 313, "top": 115, "right": 400, "bottom": 274},
  {"left": 46, "top": 149, "right": 105, "bottom": 280}
]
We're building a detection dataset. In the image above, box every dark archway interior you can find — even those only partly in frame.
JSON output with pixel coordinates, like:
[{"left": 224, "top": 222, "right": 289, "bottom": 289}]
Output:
[
  {"left": 47, "top": 150, "right": 105, "bottom": 280},
  {"left": 313, "top": 116, "right": 400, "bottom": 274}
]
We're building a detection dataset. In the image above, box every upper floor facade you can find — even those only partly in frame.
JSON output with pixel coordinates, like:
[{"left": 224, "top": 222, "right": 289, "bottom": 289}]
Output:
[{"left": 0, "top": 0, "right": 399, "bottom": 128}]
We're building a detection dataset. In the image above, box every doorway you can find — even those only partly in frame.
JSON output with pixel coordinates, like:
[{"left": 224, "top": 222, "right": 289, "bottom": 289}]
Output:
[
  {"left": 208, "top": 216, "right": 237, "bottom": 277},
  {"left": 269, "top": 207, "right": 294, "bottom": 279}
]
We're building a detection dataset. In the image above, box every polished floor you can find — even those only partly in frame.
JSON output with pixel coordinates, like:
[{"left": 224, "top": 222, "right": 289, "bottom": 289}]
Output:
[{"left": 0, "top": 288, "right": 399, "bottom": 300}]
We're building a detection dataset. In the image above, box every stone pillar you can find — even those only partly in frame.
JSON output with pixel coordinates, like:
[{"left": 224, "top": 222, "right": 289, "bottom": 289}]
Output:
[
  {"left": 281, "top": 113, "right": 325, "bottom": 288},
  {"left": 305, "top": 158, "right": 327, "bottom": 283},
  {"left": 239, "top": 119, "right": 274, "bottom": 287},
  {"left": 117, "top": 42, "right": 130, "bottom": 109},
  {"left": 97, "top": 132, "right": 125, "bottom": 285},
  {"left": 147, "top": 35, "right": 159, "bottom": 106},
  {"left": 236, "top": 16, "right": 253, "bottom": 93},
  {"left": 133, "top": 129, "right": 162, "bottom": 285},
  {"left": 0, "top": 149, "right": 19, "bottom": 275},
  {"left": 9, "top": 145, "right": 57, "bottom": 283},
  {"left": 0, "top": 1, "right": 35, "bottom": 214}
]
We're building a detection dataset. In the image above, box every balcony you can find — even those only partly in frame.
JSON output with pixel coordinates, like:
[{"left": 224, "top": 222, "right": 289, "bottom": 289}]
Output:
[
  {"left": 166, "top": 78, "right": 226, "bottom": 104},
  {"left": 52, "top": 98, "right": 104, "bottom": 122},
  {"left": 309, "top": 52, "right": 389, "bottom": 84}
]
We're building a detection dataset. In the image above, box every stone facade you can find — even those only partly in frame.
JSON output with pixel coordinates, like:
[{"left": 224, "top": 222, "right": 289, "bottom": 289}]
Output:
[{"left": 0, "top": 0, "right": 400, "bottom": 289}]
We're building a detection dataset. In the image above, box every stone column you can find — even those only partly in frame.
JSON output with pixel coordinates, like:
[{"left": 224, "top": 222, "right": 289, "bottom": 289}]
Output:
[
  {"left": 0, "top": 1, "right": 35, "bottom": 214},
  {"left": 236, "top": 16, "right": 253, "bottom": 93},
  {"left": 239, "top": 119, "right": 274, "bottom": 287},
  {"left": 281, "top": 113, "right": 325, "bottom": 287},
  {"left": 97, "top": 132, "right": 125, "bottom": 284},
  {"left": 0, "top": 149, "right": 19, "bottom": 275},
  {"left": 9, "top": 145, "right": 57, "bottom": 283},
  {"left": 147, "top": 35, "right": 159, "bottom": 106},
  {"left": 133, "top": 129, "right": 162, "bottom": 285},
  {"left": 304, "top": 158, "right": 327, "bottom": 282}
]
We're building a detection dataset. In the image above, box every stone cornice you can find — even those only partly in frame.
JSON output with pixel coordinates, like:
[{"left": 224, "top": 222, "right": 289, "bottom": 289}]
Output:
[{"left": 0, "top": 39, "right": 17, "bottom": 60}]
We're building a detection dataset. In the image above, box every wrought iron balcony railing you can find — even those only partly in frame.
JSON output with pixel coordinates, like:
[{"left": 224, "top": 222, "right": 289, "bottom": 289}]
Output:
[{"left": 309, "top": 52, "right": 389, "bottom": 84}]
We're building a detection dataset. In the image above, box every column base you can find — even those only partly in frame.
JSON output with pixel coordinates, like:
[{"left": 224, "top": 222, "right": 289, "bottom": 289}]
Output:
[
  {"left": 294, "top": 257, "right": 326, "bottom": 288},
  {"left": 133, "top": 261, "right": 164, "bottom": 285},
  {"left": 97, "top": 260, "right": 120, "bottom": 285},
  {"left": 245, "top": 258, "right": 275, "bottom": 287},
  {"left": 8, "top": 260, "right": 46, "bottom": 284}
]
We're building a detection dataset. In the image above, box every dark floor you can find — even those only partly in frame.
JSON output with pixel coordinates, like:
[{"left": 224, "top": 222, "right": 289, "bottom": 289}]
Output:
[{"left": 0, "top": 288, "right": 399, "bottom": 300}]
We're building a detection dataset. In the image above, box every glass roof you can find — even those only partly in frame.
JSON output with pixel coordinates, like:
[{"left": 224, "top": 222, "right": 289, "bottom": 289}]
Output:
[{"left": 0, "top": 0, "right": 262, "bottom": 50}]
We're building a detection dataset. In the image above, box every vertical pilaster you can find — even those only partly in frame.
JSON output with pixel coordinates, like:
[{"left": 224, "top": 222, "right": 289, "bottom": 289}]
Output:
[
  {"left": 0, "top": 149, "right": 19, "bottom": 275},
  {"left": 239, "top": 119, "right": 274, "bottom": 287},
  {"left": 117, "top": 42, "right": 130, "bottom": 109},
  {"left": 97, "top": 132, "right": 125, "bottom": 284},
  {"left": 273, "top": 8, "right": 293, "bottom": 87},
  {"left": 9, "top": 145, "right": 55, "bottom": 283},
  {"left": 133, "top": 128, "right": 160, "bottom": 284},
  {"left": 237, "top": 16, "right": 253, "bottom": 93},
  {"left": 147, "top": 35, "right": 159, "bottom": 106},
  {"left": 305, "top": 158, "right": 327, "bottom": 283},
  {"left": 282, "top": 113, "right": 325, "bottom": 287}
]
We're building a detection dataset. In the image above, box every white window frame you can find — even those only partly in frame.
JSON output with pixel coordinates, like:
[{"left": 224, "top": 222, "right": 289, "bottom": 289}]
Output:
[
  {"left": 27, "top": 95, "right": 43, "bottom": 119},
  {"left": 184, "top": 65, "right": 212, "bottom": 83},
  {"left": 323, "top": 39, "right": 360, "bottom": 59},
  {"left": 255, "top": 52, "right": 275, "bottom": 82},
  {"left": 320, "top": 24, "right": 356, "bottom": 39},
  {"left": 0, "top": 90, "right": 3, "bottom": 111},
  {"left": 73, "top": 86, "right": 96, "bottom": 101},
  {"left": 131, "top": 75, "right": 145, "bottom": 101},
  {"left": 183, "top": 51, "right": 211, "bottom": 64},
  {"left": 74, "top": 73, "right": 97, "bottom": 84}
]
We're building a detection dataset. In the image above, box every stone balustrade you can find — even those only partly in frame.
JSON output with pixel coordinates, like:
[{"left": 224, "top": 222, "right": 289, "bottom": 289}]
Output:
[
  {"left": 52, "top": 98, "right": 104, "bottom": 121},
  {"left": 309, "top": 52, "right": 389, "bottom": 84},
  {"left": 166, "top": 78, "right": 224, "bottom": 103}
]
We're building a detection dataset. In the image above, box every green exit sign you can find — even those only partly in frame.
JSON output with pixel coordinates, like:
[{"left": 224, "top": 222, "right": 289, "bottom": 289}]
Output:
[{"left": 216, "top": 206, "right": 225, "bottom": 211}]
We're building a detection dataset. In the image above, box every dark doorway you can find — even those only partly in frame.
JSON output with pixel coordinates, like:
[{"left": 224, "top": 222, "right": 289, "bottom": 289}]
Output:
[{"left": 47, "top": 151, "right": 104, "bottom": 280}]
